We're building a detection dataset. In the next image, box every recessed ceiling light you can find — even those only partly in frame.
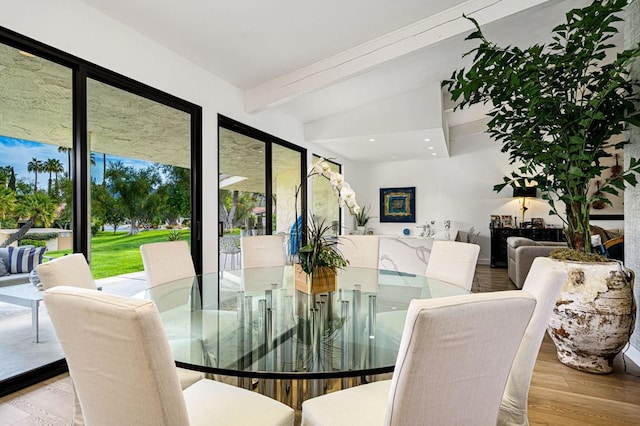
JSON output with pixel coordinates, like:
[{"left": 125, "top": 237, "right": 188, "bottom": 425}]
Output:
[
  {"left": 428, "top": 146, "right": 434, "bottom": 150},
  {"left": 369, "top": 138, "right": 376, "bottom": 142},
  {"left": 424, "top": 138, "right": 431, "bottom": 142},
  {"left": 431, "top": 153, "right": 437, "bottom": 156}
]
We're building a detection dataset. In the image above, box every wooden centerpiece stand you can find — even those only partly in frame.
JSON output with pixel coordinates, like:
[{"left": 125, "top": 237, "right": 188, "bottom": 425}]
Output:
[{"left": 294, "top": 264, "right": 337, "bottom": 294}]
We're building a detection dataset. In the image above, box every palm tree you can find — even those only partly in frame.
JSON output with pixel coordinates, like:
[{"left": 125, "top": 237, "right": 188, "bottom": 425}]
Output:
[
  {"left": 0, "top": 187, "right": 16, "bottom": 220},
  {"left": 44, "top": 158, "right": 58, "bottom": 194},
  {"left": 27, "top": 158, "right": 43, "bottom": 192},
  {"left": 57, "top": 146, "right": 72, "bottom": 177},
  {"left": 0, "top": 193, "right": 57, "bottom": 247},
  {"left": 49, "top": 158, "right": 64, "bottom": 193}
]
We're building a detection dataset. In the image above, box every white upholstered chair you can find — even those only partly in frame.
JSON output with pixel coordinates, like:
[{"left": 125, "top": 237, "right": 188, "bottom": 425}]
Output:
[
  {"left": 37, "top": 254, "right": 96, "bottom": 290},
  {"left": 44, "top": 286, "right": 294, "bottom": 426},
  {"left": 425, "top": 240, "right": 480, "bottom": 290},
  {"left": 139, "top": 240, "right": 214, "bottom": 387},
  {"left": 498, "top": 257, "right": 566, "bottom": 426},
  {"left": 37, "top": 254, "right": 98, "bottom": 426},
  {"left": 241, "top": 234, "right": 286, "bottom": 268},
  {"left": 337, "top": 235, "right": 380, "bottom": 269},
  {"left": 241, "top": 235, "right": 286, "bottom": 291},
  {"left": 301, "top": 291, "right": 537, "bottom": 426},
  {"left": 140, "top": 240, "right": 196, "bottom": 288},
  {"left": 337, "top": 235, "right": 380, "bottom": 293}
]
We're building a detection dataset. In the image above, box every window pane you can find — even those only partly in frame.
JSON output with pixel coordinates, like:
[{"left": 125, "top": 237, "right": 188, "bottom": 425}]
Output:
[
  {"left": 312, "top": 155, "right": 341, "bottom": 236},
  {"left": 87, "top": 78, "right": 191, "bottom": 279},
  {"left": 0, "top": 42, "right": 72, "bottom": 380},
  {"left": 219, "top": 127, "right": 266, "bottom": 242}
]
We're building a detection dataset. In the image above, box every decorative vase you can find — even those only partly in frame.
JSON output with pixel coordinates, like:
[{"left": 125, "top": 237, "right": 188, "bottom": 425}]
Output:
[
  {"left": 294, "top": 264, "right": 337, "bottom": 294},
  {"left": 356, "top": 225, "right": 365, "bottom": 235},
  {"left": 547, "top": 260, "right": 635, "bottom": 374}
]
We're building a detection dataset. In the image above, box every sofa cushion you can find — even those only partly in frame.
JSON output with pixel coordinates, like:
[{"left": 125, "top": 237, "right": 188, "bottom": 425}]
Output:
[
  {"left": 7, "top": 246, "right": 47, "bottom": 274},
  {"left": 506, "top": 237, "right": 538, "bottom": 249},
  {"left": 0, "top": 258, "right": 9, "bottom": 276},
  {"left": 0, "top": 247, "right": 9, "bottom": 269}
]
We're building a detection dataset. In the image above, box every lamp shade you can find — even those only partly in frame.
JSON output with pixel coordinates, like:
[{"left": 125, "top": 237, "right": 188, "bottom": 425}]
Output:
[{"left": 513, "top": 186, "right": 537, "bottom": 198}]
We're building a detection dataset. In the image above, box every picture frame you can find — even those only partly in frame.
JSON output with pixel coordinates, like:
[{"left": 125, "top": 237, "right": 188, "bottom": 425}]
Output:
[
  {"left": 501, "top": 215, "right": 513, "bottom": 228},
  {"left": 490, "top": 215, "right": 502, "bottom": 228},
  {"left": 531, "top": 217, "right": 545, "bottom": 229},
  {"left": 379, "top": 187, "right": 416, "bottom": 223}
]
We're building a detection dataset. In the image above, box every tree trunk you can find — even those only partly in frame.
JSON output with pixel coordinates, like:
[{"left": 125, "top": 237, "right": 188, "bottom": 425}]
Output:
[{"left": 0, "top": 216, "right": 36, "bottom": 248}]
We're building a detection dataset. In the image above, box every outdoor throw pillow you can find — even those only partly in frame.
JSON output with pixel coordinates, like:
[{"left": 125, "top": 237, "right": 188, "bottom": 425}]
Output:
[
  {"left": 7, "top": 246, "right": 47, "bottom": 274},
  {"left": 0, "top": 258, "right": 9, "bottom": 276},
  {"left": 29, "top": 269, "right": 44, "bottom": 291}
]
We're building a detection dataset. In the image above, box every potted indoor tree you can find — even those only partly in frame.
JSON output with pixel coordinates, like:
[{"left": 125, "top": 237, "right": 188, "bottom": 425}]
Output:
[{"left": 443, "top": 0, "right": 639, "bottom": 373}]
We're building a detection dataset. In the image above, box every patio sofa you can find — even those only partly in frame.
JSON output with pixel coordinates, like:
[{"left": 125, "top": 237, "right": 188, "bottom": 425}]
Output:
[{"left": 0, "top": 246, "right": 45, "bottom": 288}]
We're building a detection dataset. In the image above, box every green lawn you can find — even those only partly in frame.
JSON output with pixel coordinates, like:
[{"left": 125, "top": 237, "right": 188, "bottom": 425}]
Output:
[{"left": 47, "top": 229, "right": 191, "bottom": 279}]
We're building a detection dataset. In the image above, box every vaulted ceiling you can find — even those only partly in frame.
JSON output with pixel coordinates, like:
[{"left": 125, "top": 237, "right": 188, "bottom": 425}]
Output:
[{"left": 12, "top": 0, "right": 606, "bottom": 163}]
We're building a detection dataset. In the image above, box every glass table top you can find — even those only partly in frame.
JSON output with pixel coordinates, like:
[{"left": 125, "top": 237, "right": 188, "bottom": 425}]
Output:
[{"left": 145, "top": 266, "right": 468, "bottom": 380}]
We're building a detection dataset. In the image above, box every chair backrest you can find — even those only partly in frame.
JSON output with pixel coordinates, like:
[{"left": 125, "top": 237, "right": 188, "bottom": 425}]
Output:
[
  {"left": 37, "top": 254, "right": 96, "bottom": 290},
  {"left": 44, "top": 286, "right": 188, "bottom": 425},
  {"left": 338, "top": 235, "right": 380, "bottom": 269},
  {"left": 425, "top": 240, "right": 480, "bottom": 290},
  {"left": 241, "top": 235, "right": 285, "bottom": 268},
  {"left": 498, "top": 257, "right": 566, "bottom": 425},
  {"left": 385, "top": 291, "right": 536, "bottom": 425},
  {"left": 140, "top": 240, "right": 196, "bottom": 288}
]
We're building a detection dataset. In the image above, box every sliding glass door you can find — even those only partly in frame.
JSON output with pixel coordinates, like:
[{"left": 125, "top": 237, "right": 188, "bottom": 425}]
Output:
[
  {"left": 87, "top": 78, "right": 193, "bottom": 279},
  {"left": 0, "top": 40, "right": 73, "bottom": 383},
  {"left": 218, "top": 116, "right": 305, "bottom": 270},
  {"left": 0, "top": 29, "right": 202, "bottom": 395}
]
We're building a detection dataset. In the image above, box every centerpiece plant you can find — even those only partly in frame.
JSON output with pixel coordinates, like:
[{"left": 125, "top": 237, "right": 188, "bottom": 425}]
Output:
[
  {"left": 443, "top": 0, "right": 640, "bottom": 255},
  {"left": 443, "top": 0, "right": 639, "bottom": 375},
  {"left": 296, "top": 158, "right": 360, "bottom": 276}
]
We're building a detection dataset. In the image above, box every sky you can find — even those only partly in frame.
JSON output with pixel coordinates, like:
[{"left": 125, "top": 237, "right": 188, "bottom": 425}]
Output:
[{"left": 0, "top": 135, "right": 153, "bottom": 184}]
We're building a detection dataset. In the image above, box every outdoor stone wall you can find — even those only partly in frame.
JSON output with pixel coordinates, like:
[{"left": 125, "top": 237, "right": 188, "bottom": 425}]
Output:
[{"left": 624, "top": 0, "right": 640, "bottom": 354}]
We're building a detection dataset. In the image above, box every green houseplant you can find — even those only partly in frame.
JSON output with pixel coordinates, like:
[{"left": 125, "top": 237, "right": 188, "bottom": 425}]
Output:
[
  {"left": 443, "top": 0, "right": 639, "bottom": 375},
  {"left": 443, "top": 0, "right": 640, "bottom": 254},
  {"left": 294, "top": 158, "right": 360, "bottom": 292}
]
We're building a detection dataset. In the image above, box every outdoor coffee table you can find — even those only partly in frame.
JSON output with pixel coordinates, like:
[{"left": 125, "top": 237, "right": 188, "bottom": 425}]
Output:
[{"left": 0, "top": 283, "right": 44, "bottom": 343}]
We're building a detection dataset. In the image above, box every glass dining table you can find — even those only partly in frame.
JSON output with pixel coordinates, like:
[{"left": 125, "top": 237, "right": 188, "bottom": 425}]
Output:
[{"left": 144, "top": 265, "right": 468, "bottom": 407}]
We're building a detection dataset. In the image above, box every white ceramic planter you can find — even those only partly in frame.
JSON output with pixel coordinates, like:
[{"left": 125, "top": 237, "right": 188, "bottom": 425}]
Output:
[{"left": 547, "top": 260, "right": 635, "bottom": 374}]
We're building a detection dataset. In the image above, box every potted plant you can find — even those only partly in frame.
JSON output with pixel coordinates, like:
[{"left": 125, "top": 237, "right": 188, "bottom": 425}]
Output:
[
  {"left": 354, "top": 204, "right": 372, "bottom": 234},
  {"left": 443, "top": 0, "right": 639, "bottom": 373},
  {"left": 294, "top": 158, "right": 360, "bottom": 293}
]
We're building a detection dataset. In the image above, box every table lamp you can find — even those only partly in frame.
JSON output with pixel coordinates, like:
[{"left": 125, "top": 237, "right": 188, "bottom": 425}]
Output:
[{"left": 513, "top": 185, "right": 537, "bottom": 225}]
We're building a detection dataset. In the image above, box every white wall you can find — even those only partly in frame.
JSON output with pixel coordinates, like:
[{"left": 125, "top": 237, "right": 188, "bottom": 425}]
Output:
[
  {"left": 347, "top": 130, "right": 565, "bottom": 265},
  {"left": 0, "top": 0, "right": 306, "bottom": 273}
]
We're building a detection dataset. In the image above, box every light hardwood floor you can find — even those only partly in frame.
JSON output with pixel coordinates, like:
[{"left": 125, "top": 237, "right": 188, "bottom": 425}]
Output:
[{"left": 1, "top": 265, "right": 639, "bottom": 425}]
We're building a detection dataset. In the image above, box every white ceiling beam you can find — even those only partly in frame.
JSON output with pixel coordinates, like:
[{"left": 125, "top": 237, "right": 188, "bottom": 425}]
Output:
[{"left": 245, "top": 0, "right": 553, "bottom": 113}]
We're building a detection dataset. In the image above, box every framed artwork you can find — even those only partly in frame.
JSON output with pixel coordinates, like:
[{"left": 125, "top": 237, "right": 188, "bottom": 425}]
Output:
[
  {"left": 501, "top": 215, "right": 513, "bottom": 228},
  {"left": 380, "top": 187, "right": 416, "bottom": 223},
  {"left": 531, "top": 217, "right": 545, "bottom": 228},
  {"left": 490, "top": 215, "right": 502, "bottom": 228}
]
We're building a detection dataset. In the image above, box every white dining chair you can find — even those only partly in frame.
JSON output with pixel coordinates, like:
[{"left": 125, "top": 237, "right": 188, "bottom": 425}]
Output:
[
  {"left": 241, "top": 235, "right": 286, "bottom": 291},
  {"left": 241, "top": 234, "right": 286, "bottom": 268},
  {"left": 38, "top": 253, "right": 204, "bottom": 424},
  {"left": 301, "top": 291, "right": 536, "bottom": 425},
  {"left": 337, "top": 235, "right": 380, "bottom": 269},
  {"left": 44, "top": 286, "right": 294, "bottom": 426},
  {"left": 140, "top": 240, "right": 195, "bottom": 288},
  {"left": 37, "top": 254, "right": 96, "bottom": 291},
  {"left": 141, "top": 240, "right": 244, "bottom": 387},
  {"left": 498, "top": 257, "right": 566, "bottom": 426},
  {"left": 425, "top": 240, "right": 480, "bottom": 290}
]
